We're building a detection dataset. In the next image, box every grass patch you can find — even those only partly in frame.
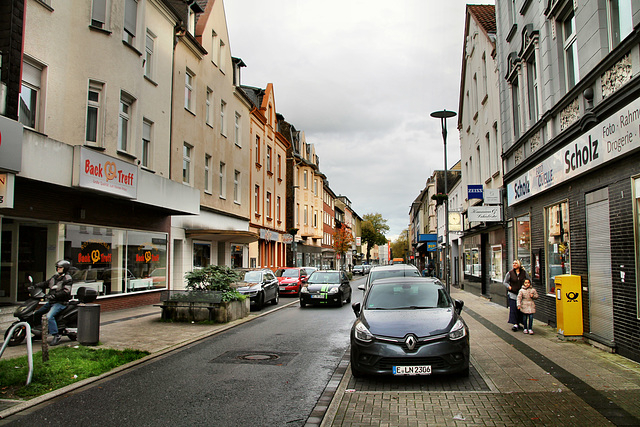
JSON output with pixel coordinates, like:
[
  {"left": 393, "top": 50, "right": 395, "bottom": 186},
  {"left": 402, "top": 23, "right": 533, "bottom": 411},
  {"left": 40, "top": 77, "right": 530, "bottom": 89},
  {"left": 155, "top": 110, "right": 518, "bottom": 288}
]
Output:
[{"left": 0, "top": 346, "right": 149, "bottom": 400}]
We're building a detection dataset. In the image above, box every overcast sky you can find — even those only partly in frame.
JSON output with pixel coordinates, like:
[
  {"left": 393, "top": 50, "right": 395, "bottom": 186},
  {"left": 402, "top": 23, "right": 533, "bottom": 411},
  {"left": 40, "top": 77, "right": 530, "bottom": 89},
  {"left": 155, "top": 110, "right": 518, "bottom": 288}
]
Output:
[{"left": 225, "top": 0, "right": 492, "bottom": 241}]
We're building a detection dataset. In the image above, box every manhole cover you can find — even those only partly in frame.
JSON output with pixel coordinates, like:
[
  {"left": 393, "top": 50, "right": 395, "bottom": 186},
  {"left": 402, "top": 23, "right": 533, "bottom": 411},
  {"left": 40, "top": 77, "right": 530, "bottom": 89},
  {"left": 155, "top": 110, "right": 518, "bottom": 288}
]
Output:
[
  {"left": 211, "top": 351, "right": 298, "bottom": 366},
  {"left": 239, "top": 353, "right": 279, "bottom": 361}
]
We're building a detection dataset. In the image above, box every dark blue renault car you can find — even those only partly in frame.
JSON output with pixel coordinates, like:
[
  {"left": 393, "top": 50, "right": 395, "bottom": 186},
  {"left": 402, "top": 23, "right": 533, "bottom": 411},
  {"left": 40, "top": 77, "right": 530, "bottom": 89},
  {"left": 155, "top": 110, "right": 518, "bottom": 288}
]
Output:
[{"left": 350, "top": 277, "right": 469, "bottom": 377}]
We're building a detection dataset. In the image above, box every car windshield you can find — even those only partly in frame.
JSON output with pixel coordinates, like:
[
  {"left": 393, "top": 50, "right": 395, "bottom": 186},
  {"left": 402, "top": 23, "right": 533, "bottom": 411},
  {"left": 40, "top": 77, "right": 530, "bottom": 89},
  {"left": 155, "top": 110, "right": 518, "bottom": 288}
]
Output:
[
  {"left": 277, "top": 269, "right": 300, "bottom": 278},
  {"left": 365, "top": 283, "right": 451, "bottom": 310},
  {"left": 308, "top": 272, "right": 340, "bottom": 284},
  {"left": 243, "top": 271, "right": 262, "bottom": 282},
  {"left": 369, "top": 268, "right": 420, "bottom": 283}
]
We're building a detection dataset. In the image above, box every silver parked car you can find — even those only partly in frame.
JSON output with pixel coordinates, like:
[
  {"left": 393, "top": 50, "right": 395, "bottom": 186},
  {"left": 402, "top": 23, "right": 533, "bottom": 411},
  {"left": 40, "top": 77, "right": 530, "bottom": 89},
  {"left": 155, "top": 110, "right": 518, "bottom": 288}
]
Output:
[{"left": 233, "top": 268, "right": 279, "bottom": 310}]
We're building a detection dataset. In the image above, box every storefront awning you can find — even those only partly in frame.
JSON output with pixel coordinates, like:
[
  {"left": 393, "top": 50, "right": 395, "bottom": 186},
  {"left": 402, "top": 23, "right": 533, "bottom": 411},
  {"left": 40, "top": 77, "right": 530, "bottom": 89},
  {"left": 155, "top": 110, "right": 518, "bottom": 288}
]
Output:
[{"left": 185, "top": 229, "right": 259, "bottom": 243}]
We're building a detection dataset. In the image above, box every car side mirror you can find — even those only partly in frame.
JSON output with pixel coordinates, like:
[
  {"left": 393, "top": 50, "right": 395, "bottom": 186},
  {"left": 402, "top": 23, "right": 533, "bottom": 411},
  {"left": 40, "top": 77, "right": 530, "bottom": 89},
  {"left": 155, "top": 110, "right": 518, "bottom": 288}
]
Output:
[
  {"left": 454, "top": 299, "right": 464, "bottom": 314},
  {"left": 352, "top": 302, "right": 361, "bottom": 317}
]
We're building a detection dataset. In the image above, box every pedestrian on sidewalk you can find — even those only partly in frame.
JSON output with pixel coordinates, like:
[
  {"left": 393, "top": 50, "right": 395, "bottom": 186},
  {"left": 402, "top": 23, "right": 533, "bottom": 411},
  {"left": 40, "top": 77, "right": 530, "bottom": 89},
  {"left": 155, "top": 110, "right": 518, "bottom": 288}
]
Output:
[
  {"left": 503, "top": 259, "right": 528, "bottom": 331},
  {"left": 517, "top": 278, "right": 539, "bottom": 334}
]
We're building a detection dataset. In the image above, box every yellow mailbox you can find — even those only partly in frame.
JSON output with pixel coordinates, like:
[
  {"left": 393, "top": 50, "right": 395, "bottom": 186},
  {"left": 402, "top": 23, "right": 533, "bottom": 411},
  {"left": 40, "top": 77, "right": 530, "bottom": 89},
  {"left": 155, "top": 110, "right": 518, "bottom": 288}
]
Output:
[{"left": 555, "top": 274, "right": 583, "bottom": 337}]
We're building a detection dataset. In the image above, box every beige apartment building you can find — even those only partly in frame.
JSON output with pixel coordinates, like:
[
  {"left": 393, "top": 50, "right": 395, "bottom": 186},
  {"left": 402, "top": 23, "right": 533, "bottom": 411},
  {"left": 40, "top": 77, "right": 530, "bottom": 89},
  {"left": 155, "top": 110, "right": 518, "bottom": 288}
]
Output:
[
  {"left": 0, "top": 0, "right": 199, "bottom": 309},
  {"left": 168, "top": 0, "right": 257, "bottom": 288}
]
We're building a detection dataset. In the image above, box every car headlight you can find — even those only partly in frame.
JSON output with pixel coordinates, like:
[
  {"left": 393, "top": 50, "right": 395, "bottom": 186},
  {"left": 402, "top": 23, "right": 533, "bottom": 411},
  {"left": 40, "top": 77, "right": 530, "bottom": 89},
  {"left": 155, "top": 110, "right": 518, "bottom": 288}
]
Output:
[
  {"left": 449, "top": 319, "right": 467, "bottom": 340},
  {"left": 354, "top": 320, "right": 373, "bottom": 343},
  {"left": 300, "top": 287, "right": 309, "bottom": 293},
  {"left": 328, "top": 287, "right": 339, "bottom": 294}
]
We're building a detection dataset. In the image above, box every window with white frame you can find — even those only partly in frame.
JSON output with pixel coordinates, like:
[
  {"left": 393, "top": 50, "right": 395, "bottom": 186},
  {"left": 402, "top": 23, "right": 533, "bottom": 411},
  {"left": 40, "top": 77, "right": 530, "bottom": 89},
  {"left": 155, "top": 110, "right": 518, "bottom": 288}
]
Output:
[
  {"left": 481, "top": 52, "right": 488, "bottom": 99},
  {"left": 267, "top": 146, "right": 272, "bottom": 173},
  {"left": 314, "top": 179, "right": 318, "bottom": 196},
  {"left": 211, "top": 30, "right": 218, "bottom": 65},
  {"left": 526, "top": 54, "right": 539, "bottom": 124},
  {"left": 144, "top": 30, "right": 155, "bottom": 80},
  {"left": 183, "top": 143, "right": 192, "bottom": 185},
  {"left": 254, "top": 185, "right": 260, "bottom": 214},
  {"left": 277, "top": 154, "right": 282, "bottom": 180},
  {"left": 484, "top": 133, "right": 491, "bottom": 180},
  {"left": 276, "top": 196, "right": 281, "bottom": 222},
  {"left": 19, "top": 60, "right": 42, "bottom": 130},
  {"left": 118, "top": 92, "right": 135, "bottom": 153},
  {"left": 142, "top": 119, "right": 152, "bottom": 169},
  {"left": 220, "top": 100, "right": 227, "bottom": 136},
  {"left": 608, "top": 0, "right": 633, "bottom": 50},
  {"left": 303, "top": 170, "right": 308, "bottom": 189},
  {"left": 266, "top": 192, "right": 272, "bottom": 218},
  {"left": 561, "top": 9, "right": 579, "bottom": 90},
  {"left": 206, "top": 88, "right": 213, "bottom": 126},
  {"left": 185, "top": 70, "right": 194, "bottom": 111},
  {"left": 472, "top": 73, "right": 479, "bottom": 115},
  {"left": 187, "top": 5, "right": 196, "bottom": 35},
  {"left": 296, "top": 203, "right": 299, "bottom": 225},
  {"left": 123, "top": 0, "right": 138, "bottom": 45},
  {"left": 219, "top": 162, "right": 226, "bottom": 199},
  {"left": 255, "top": 136, "right": 260, "bottom": 164},
  {"left": 511, "top": 76, "right": 521, "bottom": 139},
  {"left": 204, "top": 154, "right": 212, "bottom": 193},
  {"left": 219, "top": 40, "right": 226, "bottom": 73},
  {"left": 233, "top": 170, "right": 240, "bottom": 203},
  {"left": 492, "top": 122, "right": 499, "bottom": 173},
  {"left": 304, "top": 205, "right": 308, "bottom": 225},
  {"left": 234, "top": 112, "right": 241, "bottom": 146},
  {"left": 91, "top": 0, "right": 108, "bottom": 29},
  {"left": 85, "top": 80, "right": 104, "bottom": 145}
]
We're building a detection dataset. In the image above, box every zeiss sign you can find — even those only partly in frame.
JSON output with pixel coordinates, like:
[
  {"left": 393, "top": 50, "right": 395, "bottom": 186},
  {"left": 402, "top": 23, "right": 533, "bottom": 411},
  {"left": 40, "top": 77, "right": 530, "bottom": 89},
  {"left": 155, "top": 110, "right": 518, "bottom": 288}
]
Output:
[
  {"left": 508, "top": 98, "right": 640, "bottom": 205},
  {"left": 468, "top": 185, "right": 483, "bottom": 200}
]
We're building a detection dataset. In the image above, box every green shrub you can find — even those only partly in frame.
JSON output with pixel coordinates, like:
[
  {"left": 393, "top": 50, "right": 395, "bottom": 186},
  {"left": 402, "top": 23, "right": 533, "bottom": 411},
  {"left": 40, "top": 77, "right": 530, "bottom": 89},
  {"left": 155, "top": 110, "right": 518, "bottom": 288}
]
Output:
[{"left": 184, "top": 265, "right": 243, "bottom": 302}]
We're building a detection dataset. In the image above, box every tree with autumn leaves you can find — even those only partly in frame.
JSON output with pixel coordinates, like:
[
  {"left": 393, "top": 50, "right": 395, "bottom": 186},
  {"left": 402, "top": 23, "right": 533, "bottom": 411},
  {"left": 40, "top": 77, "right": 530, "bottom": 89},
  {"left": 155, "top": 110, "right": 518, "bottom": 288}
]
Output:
[{"left": 332, "top": 222, "right": 354, "bottom": 270}]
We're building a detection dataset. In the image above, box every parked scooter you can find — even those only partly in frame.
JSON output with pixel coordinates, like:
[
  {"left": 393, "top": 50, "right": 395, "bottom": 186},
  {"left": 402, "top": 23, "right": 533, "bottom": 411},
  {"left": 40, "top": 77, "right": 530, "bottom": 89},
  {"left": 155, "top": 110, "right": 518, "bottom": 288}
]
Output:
[{"left": 3, "top": 277, "right": 98, "bottom": 346}]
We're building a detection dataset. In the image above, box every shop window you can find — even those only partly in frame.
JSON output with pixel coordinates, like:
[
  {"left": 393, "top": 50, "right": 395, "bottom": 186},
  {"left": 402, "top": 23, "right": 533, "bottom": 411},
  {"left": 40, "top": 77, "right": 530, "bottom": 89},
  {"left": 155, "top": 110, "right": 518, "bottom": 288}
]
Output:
[
  {"left": 490, "top": 245, "right": 503, "bottom": 282},
  {"left": 545, "top": 201, "right": 570, "bottom": 294},
  {"left": 193, "top": 242, "right": 211, "bottom": 269},
  {"left": 470, "top": 248, "right": 480, "bottom": 277},
  {"left": 63, "top": 224, "right": 167, "bottom": 296},
  {"left": 515, "top": 214, "right": 531, "bottom": 275}
]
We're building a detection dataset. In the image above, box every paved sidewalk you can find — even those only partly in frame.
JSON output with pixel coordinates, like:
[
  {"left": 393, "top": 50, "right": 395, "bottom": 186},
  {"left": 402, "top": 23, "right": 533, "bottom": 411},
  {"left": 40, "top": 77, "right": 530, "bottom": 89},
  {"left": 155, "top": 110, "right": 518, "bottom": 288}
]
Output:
[{"left": 321, "top": 288, "right": 640, "bottom": 426}]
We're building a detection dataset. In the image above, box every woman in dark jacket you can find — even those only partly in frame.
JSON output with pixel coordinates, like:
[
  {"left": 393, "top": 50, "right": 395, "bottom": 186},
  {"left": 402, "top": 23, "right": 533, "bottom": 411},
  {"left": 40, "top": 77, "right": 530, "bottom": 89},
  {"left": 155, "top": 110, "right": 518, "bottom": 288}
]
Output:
[{"left": 503, "top": 259, "right": 528, "bottom": 331}]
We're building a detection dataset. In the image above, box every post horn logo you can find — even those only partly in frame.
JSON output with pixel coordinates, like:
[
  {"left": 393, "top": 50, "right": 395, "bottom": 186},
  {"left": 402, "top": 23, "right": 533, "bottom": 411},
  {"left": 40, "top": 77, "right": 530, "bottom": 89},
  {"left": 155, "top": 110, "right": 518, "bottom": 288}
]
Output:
[{"left": 566, "top": 291, "right": 579, "bottom": 302}]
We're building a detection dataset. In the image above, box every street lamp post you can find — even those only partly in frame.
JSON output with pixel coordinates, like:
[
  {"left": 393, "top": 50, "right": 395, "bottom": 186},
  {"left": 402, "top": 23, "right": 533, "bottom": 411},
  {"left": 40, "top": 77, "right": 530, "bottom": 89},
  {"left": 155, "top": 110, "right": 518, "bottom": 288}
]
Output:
[{"left": 430, "top": 109, "right": 456, "bottom": 294}]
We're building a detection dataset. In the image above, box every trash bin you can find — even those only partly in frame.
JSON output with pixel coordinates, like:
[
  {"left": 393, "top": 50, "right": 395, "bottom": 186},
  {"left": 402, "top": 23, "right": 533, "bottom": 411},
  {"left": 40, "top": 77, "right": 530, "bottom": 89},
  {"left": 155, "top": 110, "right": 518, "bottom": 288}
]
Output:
[
  {"left": 78, "top": 304, "right": 100, "bottom": 345},
  {"left": 555, "top": 274, "right": 583, "bottom": 338},
  {"left": 76, "top": 287, "right": 100, "bottom": 346}
]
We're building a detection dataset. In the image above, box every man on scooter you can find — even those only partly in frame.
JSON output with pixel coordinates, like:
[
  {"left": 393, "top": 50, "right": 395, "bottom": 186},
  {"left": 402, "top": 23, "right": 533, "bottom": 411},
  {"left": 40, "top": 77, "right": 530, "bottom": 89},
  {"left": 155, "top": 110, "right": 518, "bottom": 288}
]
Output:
[{"left": 34, "top": 259, "right": 73, "bottom": 346}]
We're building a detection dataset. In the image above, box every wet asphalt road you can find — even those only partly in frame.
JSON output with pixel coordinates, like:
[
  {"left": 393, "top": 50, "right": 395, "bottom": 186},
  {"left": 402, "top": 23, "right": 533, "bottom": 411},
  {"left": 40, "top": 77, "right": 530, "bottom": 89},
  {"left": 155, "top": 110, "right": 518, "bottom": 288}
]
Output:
[{"left": 2, "top": 278, "right": 366, "bottom": 427}]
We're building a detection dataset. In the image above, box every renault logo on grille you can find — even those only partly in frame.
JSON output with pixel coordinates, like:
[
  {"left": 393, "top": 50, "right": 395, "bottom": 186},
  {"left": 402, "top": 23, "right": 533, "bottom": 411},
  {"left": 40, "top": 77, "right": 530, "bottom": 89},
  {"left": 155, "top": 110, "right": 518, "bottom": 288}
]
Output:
[{"left": 405, "top": 334, "right": 417, "bottom": 351}]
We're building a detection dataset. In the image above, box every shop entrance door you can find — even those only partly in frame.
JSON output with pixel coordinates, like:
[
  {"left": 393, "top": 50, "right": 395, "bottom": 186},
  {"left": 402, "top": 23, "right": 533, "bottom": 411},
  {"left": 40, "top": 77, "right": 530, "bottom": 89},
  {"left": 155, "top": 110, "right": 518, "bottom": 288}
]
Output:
[
  {"left": 586, "top": 188, "right": 614, "bottom": 344},
  {"left": 0, "top": 220, "right": 49, "bottom": 303}
]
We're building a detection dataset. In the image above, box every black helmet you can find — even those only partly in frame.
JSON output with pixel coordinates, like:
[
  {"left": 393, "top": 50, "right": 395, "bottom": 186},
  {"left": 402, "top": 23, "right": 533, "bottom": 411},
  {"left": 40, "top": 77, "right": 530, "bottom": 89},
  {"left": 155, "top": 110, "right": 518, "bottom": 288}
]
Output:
[{"left": 55, "top": 260, "right": 71, "bottom": 274}]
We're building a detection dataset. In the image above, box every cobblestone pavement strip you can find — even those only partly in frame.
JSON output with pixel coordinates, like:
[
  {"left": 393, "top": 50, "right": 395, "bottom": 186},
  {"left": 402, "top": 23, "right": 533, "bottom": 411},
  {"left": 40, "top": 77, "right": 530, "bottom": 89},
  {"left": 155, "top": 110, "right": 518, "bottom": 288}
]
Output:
[{"left": 321, "top": 289, "right": 640, "bottom": 426}]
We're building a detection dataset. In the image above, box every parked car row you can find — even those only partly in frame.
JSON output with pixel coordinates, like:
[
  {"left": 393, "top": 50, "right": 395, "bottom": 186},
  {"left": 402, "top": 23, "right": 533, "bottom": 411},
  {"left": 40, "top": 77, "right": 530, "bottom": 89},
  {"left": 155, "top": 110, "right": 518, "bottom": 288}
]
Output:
[{"left": 352, "top": 264, "right": 372, "bottom": 275}]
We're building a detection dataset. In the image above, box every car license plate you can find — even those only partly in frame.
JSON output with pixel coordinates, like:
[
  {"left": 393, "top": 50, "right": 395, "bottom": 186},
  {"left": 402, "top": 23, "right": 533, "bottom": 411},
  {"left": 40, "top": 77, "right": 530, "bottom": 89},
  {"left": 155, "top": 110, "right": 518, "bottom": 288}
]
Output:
[
  {"left": 311, "top": 294, "right": 324, "bottom": 299},
  {"left": 393, "top": 365, "right": 431, "bottom": 375}
]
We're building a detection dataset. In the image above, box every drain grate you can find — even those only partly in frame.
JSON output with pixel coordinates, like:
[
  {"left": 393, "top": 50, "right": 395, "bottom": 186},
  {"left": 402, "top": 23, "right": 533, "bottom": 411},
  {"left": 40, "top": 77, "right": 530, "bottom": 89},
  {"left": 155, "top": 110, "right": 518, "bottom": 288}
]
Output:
[{"left": 211, "top": 351, "right": 298, "bottom": 366}]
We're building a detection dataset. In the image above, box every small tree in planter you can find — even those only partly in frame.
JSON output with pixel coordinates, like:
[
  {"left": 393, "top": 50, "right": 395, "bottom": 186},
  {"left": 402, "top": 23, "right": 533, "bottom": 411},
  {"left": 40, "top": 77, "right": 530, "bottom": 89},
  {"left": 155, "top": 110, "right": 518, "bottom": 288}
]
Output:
[{"left": 184, "top": 265, "right": 245, "bottom": 302}]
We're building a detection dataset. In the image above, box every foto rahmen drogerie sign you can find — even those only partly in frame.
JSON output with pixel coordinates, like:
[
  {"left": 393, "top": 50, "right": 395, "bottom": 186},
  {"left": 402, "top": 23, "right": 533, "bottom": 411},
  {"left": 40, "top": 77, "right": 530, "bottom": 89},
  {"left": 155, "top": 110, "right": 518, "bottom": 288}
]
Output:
[
  {"left": 73, "top": 146, "right": 138, "bottom": 199},
  {"left": 508, "top": 98, "right": 640, "bottom": 205}
]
